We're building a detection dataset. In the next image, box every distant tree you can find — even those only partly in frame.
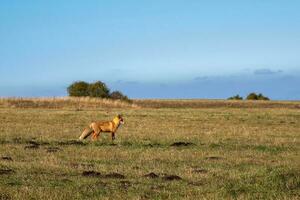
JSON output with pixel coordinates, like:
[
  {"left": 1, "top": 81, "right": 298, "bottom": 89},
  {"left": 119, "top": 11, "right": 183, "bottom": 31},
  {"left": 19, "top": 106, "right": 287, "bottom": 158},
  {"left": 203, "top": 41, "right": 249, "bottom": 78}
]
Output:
[
  {"left": 67, "top": 81, "right": 89, "bottom": 97},
  {"left": 110, "top": 90, "right": 129, "bottom": 101},
  {"left": 246, "top": 92, "right": 270, "bottom": 100},
  {"left": 67, "top": 80, "right": 130, "bottom": 101},
  {"left": 246, "top": 92, "right": 258, "bottom": 100},
  {"left": 88, "top": 81, "right": 110, "bottom": 98},
  {"left": 257, "top": 93, "right": 270, "bottom": 100},
  {"left": 227, "top": 94, "right": 243, "bottom": 100}
]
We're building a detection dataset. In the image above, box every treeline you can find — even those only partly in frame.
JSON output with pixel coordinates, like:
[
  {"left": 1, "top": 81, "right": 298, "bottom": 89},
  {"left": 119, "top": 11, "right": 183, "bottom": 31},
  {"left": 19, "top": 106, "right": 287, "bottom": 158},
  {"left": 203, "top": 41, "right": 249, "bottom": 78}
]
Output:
[
  {"left": 67, "top": 81, "right": 130, "bottom": 101},
  {"left": 228, "top": 93, "right": 270, "bottom": 100}
]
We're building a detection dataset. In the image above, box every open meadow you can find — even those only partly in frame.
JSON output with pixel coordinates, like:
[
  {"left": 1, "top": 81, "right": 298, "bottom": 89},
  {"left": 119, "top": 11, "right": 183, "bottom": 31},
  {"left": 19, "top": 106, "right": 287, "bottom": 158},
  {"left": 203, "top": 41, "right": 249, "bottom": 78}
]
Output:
[{"left": 0, "top": 98, "right": 299, "bottom": 199}]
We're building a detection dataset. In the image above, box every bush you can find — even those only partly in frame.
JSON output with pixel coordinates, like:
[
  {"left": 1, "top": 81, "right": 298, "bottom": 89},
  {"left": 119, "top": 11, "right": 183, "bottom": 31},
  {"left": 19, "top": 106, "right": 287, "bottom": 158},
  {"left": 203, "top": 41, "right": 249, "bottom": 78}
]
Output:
[
  {"left": 88, "top": 81, "right": 110, "bottom": 98},
  {"left": 110, "top": 91, "right": 129, "bottom": 101},
  {"left": 67, "top": 81, "right": 89, "bottom": 97},
  {"left": 246, "top": 93, "right": 258, "bottom": 100},
  {"left": 246, "top": 92, "right": 270, "bottom": 100},
  {"left": 257, "top": 93, "right": 270, "bottom": 100},
  {"left": 228, "top": 95, "right": 243, "bottom": 100},
  {"left": 67, "top": 81, "right": 130, "bottom": 101}
]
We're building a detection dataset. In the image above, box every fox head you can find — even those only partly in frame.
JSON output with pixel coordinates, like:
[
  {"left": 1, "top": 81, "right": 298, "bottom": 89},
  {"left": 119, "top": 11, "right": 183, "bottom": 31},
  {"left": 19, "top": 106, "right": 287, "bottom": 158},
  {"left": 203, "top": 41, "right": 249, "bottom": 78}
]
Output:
[
  {"left": 117, "top": 114, "right": 124, "bottom": 124},
  {"left": 113, "top": 114, "right": 124, "bottom": 125}
]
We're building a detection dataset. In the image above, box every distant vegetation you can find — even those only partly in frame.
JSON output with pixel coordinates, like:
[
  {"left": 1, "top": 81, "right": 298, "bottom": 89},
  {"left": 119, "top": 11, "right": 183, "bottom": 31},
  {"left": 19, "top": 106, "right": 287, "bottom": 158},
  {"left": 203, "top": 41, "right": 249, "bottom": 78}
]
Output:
[
  {"left": 228, "top": 93, "right": 270, "bottom": 101},
  {"left": 67, "top": 81, "right": 130, "bottom": 101},
  {"left": 246, "top": 92, "right": 270, "bottom": 100},
  {"left": 227, "top": 95, "right": 243, "bottom": 100},
  {"left": 110, "top": 91, "right": 130, "bottom": 101},
  {"left": 0, "top": 97, "right": 137, "bottom": 109},
  {"left": 1, "top": 98, "right": 300, "bottom": 109}
]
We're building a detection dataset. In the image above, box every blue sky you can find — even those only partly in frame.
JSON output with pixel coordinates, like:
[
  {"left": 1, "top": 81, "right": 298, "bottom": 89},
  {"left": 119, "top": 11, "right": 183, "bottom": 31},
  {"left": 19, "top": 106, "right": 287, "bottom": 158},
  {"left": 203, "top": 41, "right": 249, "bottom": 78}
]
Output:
[{"left": 1, "top": 1, "right": 300, "bottom": 99}]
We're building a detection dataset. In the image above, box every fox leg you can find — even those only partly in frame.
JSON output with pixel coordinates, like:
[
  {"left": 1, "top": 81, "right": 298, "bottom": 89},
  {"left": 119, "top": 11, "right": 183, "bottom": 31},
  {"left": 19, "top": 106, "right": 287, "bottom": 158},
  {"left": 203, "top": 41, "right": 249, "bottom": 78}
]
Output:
[
  {"left": 111, "top": 132, "right": 115, "bottom": 141},
  {"left": 91, "top": 132, "right": 97, "bottom": 141},
  {"left": 92, "top": 131, "right": 101, "bottom": 141}
]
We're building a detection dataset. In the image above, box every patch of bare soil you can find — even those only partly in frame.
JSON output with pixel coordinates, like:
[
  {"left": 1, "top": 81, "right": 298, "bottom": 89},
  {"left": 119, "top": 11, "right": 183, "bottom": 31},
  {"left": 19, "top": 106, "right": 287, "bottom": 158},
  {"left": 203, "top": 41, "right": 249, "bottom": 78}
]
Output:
[
  {"left": 82, "top": 171, "right": 125, "bottom": 179},
  {"left": 24, "top": 144, "right": 39, "bottom": 149},
  {"left": 162, "top": 175, "right": 182, "bottom": 181},
  {"left": 0, "top": 169, "right": 14, "bottom": 175},
  {"left": 82, "top": 170, "right": 101, "bottom": 177},
  {"left": 24, "top": 140, "right": 50, "bottom": 149},
  {"left": 28, "top": 140, "right": 40, "bottom": 145},
  {"left": 28, "top": 140, "right": 50, "bottom": 145},
  {"left": 170, "top": 142, "right": 195, "bottom": 147},
  {"left": 58, "top": 140, "right": 86, "bottom": 146},
  {"left": 143, "top": 172, "right": 159, "bottom": 179},
  {"left": 144, "top": 143, "right": 162, "bottom": 148},
  {"left": 143, "top": 173, "right": 183, "bottom": 181},
  {"left": 46, "top": 147, "right": 61, "bottom": 153},
  {"left": 205, "top": 156, "right": 222, "bottom": 160},
  {"left": 1, "top": 156, "right": 13, "bottom": 161}
]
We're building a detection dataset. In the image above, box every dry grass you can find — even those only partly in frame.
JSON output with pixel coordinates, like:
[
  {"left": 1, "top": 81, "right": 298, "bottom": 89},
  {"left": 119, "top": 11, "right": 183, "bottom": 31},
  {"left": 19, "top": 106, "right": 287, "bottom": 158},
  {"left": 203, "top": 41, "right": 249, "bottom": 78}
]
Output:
[
  {"left": 0, "top": 98, "right": 299, "bottom": 199},
  {"left": 134, "top": 99, "right": 300, "bottom": 109},
  {"left": 1, "top": 97, "right": 300, "bottom": 110},
  {"left": 0, "top": 97, "right": 139, "bottom": 109}
]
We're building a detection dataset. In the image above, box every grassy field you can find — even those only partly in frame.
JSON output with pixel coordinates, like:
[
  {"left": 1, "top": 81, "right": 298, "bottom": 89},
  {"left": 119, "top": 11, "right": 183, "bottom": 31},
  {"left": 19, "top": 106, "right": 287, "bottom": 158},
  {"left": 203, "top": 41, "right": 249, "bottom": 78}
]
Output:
[{"left": 0, "top": 98, "right": 299, "bottom": 199}]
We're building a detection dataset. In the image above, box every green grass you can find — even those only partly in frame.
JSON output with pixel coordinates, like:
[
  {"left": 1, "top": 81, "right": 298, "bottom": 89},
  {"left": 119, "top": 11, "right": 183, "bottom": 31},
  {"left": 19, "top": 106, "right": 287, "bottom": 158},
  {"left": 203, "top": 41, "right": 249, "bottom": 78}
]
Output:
[{"left": 0, "top": 100, "right": 300, "bottom": 199}]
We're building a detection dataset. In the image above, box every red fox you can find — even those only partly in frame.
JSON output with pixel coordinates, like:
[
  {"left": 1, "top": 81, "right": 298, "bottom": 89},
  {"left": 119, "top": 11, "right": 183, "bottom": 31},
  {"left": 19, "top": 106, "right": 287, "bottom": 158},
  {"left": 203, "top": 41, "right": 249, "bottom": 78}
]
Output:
[{"left": 78, "top": 115, "right": 124, "bottom": 141}]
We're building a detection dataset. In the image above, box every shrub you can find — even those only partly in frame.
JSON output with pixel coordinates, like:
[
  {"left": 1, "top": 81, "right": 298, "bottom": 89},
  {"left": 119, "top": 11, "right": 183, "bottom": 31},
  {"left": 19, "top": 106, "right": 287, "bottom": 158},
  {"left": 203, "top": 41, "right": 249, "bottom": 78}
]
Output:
[
  {"left": 67, "top": 81, "right": 89, "bottom": 97},
  {"left": 110, "top": 91, "right": 130, "bottom": 102},
  {"left": 246, "top": 92, "right": 258, "bottom": 100},
  {"left": 67, "top": 81, "right": 130, "bottom": 101},
  {"left": 246, "top": 92, "right": 270, "bottom": 100},
  {"left": 88, "top": 81, "right": 110, "bottom": 98},
  {"left": 257, "top": 93, "right": 270, "bottom": 100},
  {"left": 228, "top": 95, "right": 243, "bottom": 100}
]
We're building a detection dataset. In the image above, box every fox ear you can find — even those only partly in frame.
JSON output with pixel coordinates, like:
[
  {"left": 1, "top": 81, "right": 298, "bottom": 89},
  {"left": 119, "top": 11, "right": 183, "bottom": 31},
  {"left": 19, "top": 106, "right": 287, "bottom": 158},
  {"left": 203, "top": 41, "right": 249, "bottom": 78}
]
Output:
[{"left": 118, "top": 114, "right": 122, "bottom": 118}]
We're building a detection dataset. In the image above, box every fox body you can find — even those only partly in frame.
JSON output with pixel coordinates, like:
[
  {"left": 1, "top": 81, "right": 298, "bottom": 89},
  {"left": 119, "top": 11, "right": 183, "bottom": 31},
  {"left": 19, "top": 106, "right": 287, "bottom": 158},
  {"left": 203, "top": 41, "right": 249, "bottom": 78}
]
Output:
[{"left": 79, "top": 115, "right": 124, "bottom": 141}]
